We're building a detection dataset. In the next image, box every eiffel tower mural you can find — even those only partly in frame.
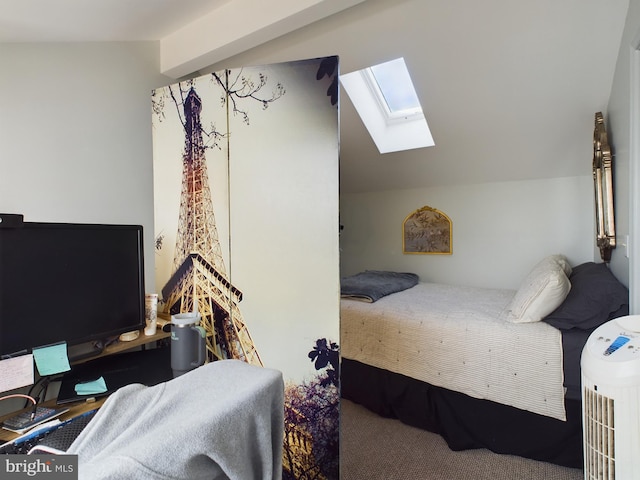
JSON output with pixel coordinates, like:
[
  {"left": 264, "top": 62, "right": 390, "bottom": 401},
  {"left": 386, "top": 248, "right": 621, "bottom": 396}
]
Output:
[
  {"left": 161, "top": 86, "right": 262, "bottom": 366},
  {"left": 153, "top": 58, "right": 340, "bottom": 480}
]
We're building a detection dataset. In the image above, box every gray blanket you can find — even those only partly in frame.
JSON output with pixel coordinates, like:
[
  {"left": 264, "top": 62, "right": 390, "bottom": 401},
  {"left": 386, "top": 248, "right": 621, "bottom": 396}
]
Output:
[
  {"left": 67, "top": 360, "right": 284, "bottom": 480},
  {"left": 340, "top": 270, "right": 419, "bottom": 302}
]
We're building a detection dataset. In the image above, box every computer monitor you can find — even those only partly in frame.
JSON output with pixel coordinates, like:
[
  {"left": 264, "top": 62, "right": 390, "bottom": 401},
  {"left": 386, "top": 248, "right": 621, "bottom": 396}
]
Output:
[{"left": 0, "top": 220, "right": 146, "bottom": 361}]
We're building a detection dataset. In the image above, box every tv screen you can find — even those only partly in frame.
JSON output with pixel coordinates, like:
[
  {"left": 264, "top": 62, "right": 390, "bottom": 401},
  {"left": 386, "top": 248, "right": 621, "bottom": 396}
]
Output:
[{"left": 0, "top": 221, "right": 145, "bottom": 358}]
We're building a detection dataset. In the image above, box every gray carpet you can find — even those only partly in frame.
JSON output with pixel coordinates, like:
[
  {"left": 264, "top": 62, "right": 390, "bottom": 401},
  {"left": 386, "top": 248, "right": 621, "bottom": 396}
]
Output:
[{"left": 340, "top": 399, "right": 583, "bottom": 480}]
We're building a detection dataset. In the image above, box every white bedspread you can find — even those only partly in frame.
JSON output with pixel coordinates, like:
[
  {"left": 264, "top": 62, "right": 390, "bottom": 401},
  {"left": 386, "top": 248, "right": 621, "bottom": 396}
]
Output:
[{"left": 341, "top": 282, "right": 566, "bottom": 421}]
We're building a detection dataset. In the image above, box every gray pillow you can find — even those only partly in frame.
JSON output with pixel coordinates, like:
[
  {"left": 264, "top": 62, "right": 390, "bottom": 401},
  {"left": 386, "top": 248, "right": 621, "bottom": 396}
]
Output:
[{"left": 543, "top": 262, "right": 629, "bottom": 330}]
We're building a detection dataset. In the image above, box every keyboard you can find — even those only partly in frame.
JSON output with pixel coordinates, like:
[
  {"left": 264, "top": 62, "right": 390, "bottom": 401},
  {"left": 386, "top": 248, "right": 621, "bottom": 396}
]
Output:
[
  {"left": 2, "top": 406, "right": 68, "bottom": 433},
  {"left": 0, "top": 410, "right": 97, "bottom": 455}
]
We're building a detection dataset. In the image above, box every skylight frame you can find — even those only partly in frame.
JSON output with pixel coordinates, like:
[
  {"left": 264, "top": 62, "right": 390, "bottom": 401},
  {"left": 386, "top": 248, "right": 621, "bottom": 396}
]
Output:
[{"left": 340, "top": 57, "right": 434, "bottom": 154}]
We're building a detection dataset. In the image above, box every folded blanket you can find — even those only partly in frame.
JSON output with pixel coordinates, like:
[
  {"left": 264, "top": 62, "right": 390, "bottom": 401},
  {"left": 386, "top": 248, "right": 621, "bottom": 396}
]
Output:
[
  {"left": 68, "top": 360, "right": 284, "bottom": 480},
  {"left": 340, "top": 270, "right": 419, "bottom": 302}
]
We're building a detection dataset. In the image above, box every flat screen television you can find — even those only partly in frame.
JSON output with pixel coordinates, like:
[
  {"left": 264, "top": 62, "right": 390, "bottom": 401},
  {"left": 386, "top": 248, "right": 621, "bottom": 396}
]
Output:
[{"left": 0, "top": 220, "right": 146, "bottom": 361}]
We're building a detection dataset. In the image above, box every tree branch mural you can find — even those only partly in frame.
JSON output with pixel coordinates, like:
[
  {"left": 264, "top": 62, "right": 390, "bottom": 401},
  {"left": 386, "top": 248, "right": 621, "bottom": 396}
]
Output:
[
  {"left": 316, "top": 57, "right": 339, "bottom": 107},
  {"left": 283, "top": 339, "right": 340, "bottom": 480},
  {"left": 152, "top": 71, "right": 285, "bottom": 151},
  {"left": 212, "top": 69, "right": 285, "bottom": 125}
]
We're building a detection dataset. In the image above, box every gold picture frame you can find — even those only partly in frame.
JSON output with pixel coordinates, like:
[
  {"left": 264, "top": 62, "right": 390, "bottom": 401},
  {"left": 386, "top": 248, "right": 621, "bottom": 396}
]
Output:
[
  {"left": 403, "top": 205, "right": 452, "bottom": 255},
  {"left": 593, "top": 112, "right": 616, "bottom": 262}
]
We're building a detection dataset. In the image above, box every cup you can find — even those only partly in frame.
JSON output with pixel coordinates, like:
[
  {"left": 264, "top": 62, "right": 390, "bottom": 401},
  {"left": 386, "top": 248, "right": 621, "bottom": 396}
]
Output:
[
  {"left": 170, "top": 312, "right": 206, "bottom": 377},
  {"left": 144, "top": 293, "right": 159, "bottom": 336}
]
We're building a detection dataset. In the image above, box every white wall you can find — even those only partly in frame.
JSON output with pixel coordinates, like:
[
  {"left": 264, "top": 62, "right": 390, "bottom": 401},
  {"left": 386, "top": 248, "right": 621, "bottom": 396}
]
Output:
[
  {"left": 340, "top": 175, "right": 594, "bottom": 290},
  {"left": 0, "top": 41, "right": 170, "bottom": 414},
  {"left": 608, "top": 0, "right": 640, "bottom": 309},
  {"left": 0, "top": 42, "right": 170, "bottom": 291}
]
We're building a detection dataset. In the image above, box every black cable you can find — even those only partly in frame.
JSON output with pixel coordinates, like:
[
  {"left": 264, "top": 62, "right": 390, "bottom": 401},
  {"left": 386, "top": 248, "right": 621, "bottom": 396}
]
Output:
[
  {"left": 24, "top": 377, "right": 48, "bottom": 408},
  {"left": 23, "top": 375, "right": 60, "bottom": 408}
]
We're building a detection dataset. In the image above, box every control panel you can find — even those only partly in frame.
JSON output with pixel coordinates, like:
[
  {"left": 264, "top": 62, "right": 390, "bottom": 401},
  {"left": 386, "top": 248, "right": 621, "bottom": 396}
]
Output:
[
  {"left": 603, "top": 335, "right": 631, "bottom": 356},
  {"left": 586, "top": 316, "right": 640, "bottom": 362}
]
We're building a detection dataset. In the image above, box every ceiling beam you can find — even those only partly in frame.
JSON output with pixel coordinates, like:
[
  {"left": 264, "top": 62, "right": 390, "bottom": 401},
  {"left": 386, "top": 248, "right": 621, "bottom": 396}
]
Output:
[{"left": 160, "top": 0, "right": 367, "bottom": 79}]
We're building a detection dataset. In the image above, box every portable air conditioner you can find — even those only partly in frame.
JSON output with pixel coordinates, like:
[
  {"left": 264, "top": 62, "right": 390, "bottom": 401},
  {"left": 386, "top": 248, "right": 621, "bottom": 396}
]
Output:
[{"left": 581, "top": 315, "right": 640, "bottom": 479}]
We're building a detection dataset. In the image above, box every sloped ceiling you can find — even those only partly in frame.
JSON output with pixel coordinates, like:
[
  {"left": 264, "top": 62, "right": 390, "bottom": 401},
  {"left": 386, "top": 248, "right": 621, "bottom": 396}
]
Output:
[
  {"left": 0, "top": 0, "right": 629, "bottom": 193},
  {"left": 201, "top": 0, "right": 629, "bottom": 194}
]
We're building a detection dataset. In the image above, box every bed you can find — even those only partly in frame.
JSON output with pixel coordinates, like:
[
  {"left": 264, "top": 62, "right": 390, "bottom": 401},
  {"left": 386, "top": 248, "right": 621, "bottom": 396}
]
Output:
[{"left": 340, "top": 257, "right": 629, "bottom": 468}]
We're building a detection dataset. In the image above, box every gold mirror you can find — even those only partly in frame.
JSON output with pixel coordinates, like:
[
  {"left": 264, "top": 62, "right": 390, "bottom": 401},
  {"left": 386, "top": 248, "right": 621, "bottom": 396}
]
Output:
[{"left": 593, "top": 112, "right": 615, "bottom": 262}]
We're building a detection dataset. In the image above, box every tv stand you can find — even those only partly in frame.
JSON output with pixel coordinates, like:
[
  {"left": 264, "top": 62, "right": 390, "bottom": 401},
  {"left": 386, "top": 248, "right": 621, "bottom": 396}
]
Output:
[{"left": 69, "top": 329, "right": 170, "bottom": 366}]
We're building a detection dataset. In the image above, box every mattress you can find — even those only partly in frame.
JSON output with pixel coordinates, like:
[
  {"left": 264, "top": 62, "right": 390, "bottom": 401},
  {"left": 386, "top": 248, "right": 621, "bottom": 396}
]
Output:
[{"left": 340, "top": 282, "right": 566, "bottom": 421}]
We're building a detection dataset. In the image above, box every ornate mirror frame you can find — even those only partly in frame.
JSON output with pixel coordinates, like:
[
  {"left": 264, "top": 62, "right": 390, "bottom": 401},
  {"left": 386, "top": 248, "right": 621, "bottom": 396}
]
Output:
[{"left": 593, "top": 112, "right": 616, "bottom": 262}]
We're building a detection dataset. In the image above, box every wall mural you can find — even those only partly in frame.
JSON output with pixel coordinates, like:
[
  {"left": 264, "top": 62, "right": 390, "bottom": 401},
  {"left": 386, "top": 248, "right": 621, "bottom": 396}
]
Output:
[{"left": 152, "top": 57, "right": 340, "bottom": 479}]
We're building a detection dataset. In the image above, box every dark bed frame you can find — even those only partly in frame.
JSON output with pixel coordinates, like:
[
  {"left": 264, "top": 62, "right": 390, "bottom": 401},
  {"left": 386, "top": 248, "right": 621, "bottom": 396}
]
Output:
[{"left": 341, "top": 358, "right": 583, "bottom": 469}]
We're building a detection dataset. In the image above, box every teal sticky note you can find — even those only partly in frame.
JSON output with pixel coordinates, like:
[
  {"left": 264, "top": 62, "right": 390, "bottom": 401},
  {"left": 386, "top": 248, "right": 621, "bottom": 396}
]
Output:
[
  {"left": 32, "top": 342, "right": 71, "bottom": 376},
  {"left": 74, "top": 376, "right": 107, "bottom": 395}
]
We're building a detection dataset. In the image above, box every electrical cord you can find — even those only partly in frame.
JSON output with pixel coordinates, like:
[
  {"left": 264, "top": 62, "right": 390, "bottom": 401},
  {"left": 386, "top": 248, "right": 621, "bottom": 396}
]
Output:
[
  {"left": 0, "top": 393, "right": 37, "bottom": 419},
  {"left": 0, "top": 394, "right": 36, "bottom": 406},
  {"left": 25, "top": 377, "right": 47, "bottom": 406}
]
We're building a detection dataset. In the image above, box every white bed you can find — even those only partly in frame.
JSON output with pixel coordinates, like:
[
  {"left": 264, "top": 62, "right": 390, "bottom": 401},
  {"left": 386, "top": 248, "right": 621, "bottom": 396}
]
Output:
[
  {"left": 341, "top": 281, "right": 566, "bottom": 420},
  {"left": 339, "top": 257, "right": 630, "bottom": 467}
]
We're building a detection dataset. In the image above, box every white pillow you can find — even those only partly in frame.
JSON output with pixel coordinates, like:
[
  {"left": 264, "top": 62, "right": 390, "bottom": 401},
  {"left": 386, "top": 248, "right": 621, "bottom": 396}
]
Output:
[
  {"left": 506, "top": 256, "right": 572, "bottom": 323},
  {"left": 544, "top": 254, "right": 572, "bottom": 277}
]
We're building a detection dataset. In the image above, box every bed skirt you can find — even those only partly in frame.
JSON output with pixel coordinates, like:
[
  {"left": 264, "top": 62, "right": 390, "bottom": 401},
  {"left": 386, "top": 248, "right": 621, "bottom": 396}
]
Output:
[{"left": 341, "top": 358, "right": 583, "bottom": 469}]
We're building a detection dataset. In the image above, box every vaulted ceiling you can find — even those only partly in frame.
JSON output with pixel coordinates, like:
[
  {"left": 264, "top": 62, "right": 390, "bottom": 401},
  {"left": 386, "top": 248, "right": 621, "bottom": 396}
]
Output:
[{"left": 0, "top": 0, "right": 629, "bottom": 193}]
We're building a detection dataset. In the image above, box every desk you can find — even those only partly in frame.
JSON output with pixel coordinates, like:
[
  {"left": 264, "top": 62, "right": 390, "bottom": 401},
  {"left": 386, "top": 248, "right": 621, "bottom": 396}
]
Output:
[
  {"left": 0, "top": 330, "right": 170, "bottom": 443},
  {"left": 73, "top": 329, "right": 170, "bottom": 365},
  {"left": 1, "top": 360, "right": 285, "bottom": 480},
  {"left": 0, "top": 397, "right": 107, "bottom": 443}
]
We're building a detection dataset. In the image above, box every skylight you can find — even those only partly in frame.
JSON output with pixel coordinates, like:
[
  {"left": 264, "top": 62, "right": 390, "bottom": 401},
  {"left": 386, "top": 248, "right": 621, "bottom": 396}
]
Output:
[
  {"left": 340, "top": 57, "right": 434, "bottom": 154},
  {"left": 369, "top": 58, "right": 422, "bottom": 117}
]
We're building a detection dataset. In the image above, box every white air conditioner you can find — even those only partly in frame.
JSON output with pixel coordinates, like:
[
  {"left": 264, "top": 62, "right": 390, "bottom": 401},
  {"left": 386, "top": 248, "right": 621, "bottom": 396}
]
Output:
[{"left": 581, "top": 315, "right": 640, "bottom": 480}]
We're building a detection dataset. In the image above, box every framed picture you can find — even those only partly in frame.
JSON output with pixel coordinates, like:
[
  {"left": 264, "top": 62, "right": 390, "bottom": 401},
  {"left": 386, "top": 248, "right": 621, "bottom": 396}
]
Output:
[{"left": 403, "top": 205, "right": 452, "bottom": 254}]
